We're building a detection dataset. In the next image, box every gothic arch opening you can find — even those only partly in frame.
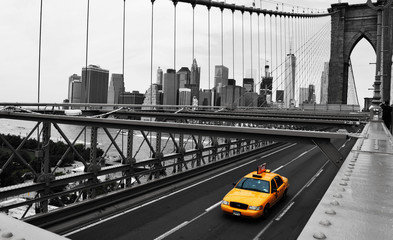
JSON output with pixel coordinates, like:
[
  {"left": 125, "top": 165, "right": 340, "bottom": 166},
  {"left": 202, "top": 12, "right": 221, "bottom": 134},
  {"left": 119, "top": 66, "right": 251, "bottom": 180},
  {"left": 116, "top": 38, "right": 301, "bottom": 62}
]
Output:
[{"left": 349, "top": 38, "right": 376, "bottom": 110}]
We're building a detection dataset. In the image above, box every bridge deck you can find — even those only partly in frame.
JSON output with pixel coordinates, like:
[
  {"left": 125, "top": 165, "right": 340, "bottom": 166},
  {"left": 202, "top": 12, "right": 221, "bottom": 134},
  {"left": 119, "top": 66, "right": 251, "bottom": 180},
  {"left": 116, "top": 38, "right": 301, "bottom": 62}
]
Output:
[{"left": 298, "top": 121, "right": 393, "bottom": 240}]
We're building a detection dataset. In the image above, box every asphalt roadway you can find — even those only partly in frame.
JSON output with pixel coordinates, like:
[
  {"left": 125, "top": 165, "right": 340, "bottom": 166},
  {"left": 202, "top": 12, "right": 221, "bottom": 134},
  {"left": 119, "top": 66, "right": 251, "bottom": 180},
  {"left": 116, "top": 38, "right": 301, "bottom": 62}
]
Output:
[{"left": 67, "top": 138, "right": 355, "bottom": 240}]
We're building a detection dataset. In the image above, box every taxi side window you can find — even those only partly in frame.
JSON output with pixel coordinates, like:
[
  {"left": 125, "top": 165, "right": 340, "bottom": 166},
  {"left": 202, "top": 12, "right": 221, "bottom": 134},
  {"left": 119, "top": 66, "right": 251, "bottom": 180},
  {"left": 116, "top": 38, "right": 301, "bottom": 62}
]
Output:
[
  {"left": 274, "top": 176, "right": 284, "bottom": 188},
  {"left": 271, "top": 180, "right": 277, "bottom": 192}
]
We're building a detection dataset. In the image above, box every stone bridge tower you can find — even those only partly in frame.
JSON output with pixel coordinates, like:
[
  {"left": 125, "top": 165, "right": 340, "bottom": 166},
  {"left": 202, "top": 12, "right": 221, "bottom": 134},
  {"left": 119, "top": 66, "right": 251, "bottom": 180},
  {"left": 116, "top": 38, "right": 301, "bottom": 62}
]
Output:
[{"left": 328, "top": 0, "right": 393, "bottom": 104}]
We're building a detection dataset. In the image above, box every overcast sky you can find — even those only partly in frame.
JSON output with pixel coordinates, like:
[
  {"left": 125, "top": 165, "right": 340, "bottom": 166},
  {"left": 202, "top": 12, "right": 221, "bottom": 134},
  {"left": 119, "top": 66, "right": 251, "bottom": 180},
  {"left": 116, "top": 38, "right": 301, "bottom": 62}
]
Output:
[{"left": 0, "top": 0, "right": 375, "bottom": 108}]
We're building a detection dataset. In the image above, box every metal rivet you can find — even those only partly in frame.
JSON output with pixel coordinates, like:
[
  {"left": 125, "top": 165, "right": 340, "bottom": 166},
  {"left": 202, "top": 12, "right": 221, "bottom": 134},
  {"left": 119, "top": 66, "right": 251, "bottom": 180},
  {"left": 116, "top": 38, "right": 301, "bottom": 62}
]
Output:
[
  {"left": 333, "top": 193, "right": 343, "bottom": 198},
  {"left": 342, "top": 177, "right": 350, "bottom": 181},
  {"left": 339, "top": 182, "right": 348, "bottom": 186},
  {"left": 338, "top": 187, "right": 346, "bottom": 192},
  {"left": 319, "top": 219, "right": 332, "bottom": 226},
  {"left": 349, "top": 163, "right": 355, "bottom": 166},
  {"left": 1, "top": 232, "right": 13, "bottom": 238},
  {"left": 346, "top": 170, "right": 353, "bottom": 173},
  {"left": 313, "top": 232, "right": 327, "bottom": 239},
  {"left": 330, "top": 200, "right": 340, "bottom": 206},
  {"left": 348, "top": 166, "right": 354, "bottom": 169},
  {"left": 15, "top": 238, "right": 26, "bottom": 240},
  {"left": 344, "top": 173, "right": 351, "bottom": 176},
  {"left": 325, "top": 209, "right": 336, "bottom": 215}
]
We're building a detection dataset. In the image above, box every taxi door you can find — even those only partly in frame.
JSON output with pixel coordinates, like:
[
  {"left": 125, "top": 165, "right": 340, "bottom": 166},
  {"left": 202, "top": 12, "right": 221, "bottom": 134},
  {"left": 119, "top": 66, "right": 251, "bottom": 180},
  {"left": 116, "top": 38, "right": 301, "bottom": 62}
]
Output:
[{"left": 274, "top": 176, "right": 285, "bottom": 200}]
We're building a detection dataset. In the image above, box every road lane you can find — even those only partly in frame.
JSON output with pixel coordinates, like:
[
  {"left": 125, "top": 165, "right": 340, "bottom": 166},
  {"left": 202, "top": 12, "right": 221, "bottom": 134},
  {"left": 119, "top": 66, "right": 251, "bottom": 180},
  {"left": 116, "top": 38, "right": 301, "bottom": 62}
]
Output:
[{"left": 69, "top": 138, "right": 355, "bottom": 240}]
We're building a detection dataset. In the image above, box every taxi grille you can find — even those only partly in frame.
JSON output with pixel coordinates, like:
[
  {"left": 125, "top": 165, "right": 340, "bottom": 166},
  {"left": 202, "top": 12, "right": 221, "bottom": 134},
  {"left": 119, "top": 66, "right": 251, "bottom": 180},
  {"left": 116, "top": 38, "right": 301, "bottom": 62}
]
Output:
[{"left": 230, "top": 202, "right": 248, "bottom": 210}]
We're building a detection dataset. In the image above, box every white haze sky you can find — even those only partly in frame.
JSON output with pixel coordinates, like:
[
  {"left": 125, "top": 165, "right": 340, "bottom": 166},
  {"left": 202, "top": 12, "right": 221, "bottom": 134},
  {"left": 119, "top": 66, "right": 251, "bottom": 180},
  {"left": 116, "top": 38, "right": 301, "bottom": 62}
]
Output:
[{"left": 0, "top": 0, "right": 375, "bottom": 108}]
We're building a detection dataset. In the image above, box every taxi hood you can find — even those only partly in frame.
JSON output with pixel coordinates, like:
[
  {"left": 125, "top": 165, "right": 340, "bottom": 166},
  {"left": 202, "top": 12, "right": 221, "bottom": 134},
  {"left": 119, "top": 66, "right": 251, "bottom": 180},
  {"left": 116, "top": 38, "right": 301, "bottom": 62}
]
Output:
[{"left": 224, "top": 188, "right": 269, "bottom": 206}]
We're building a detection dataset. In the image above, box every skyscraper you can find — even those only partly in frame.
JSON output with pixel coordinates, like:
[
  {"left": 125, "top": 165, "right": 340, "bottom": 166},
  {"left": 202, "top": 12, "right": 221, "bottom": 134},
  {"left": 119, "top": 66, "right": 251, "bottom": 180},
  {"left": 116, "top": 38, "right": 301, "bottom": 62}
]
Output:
[
  {"left": 214, "top": 65, "right": 229, "bottom": 106},
  {"left": 81, "top": 65, "right": 109, "bottom": 104},
  {"left": 299, "top": 87, "right": 309, "bottom": 105},
  {"left": 190, "top": 59, "right": 201, "bottom": 101},
  {"left": 190, "top": 59, "right": 201, "bottom": 86},
  {"left": 308, "top": 84, "right": 316, "bottom": 103},
  {"left": 320, "top": 62, "right": 329, "bottom": 104},
  {"left": 107, "top": 73, "right": 124, "bottom": 104},
  {"left": 177, "top": 67, "right": 191, "bottom": 88},
  {"left": 243, "top": 78, "right": 254, "bottom": 92},
  {"left": 284, "top": 53, "right": 296, "bottom": 108},
  {"left": 157, "top": 67, "right": 163, "bottom": 85},
  {"left": 163, "top": 69, "right": 178, "bottom": 105},
  {"left": 68, "top": 74, "right": 82, "bottom": 105}
]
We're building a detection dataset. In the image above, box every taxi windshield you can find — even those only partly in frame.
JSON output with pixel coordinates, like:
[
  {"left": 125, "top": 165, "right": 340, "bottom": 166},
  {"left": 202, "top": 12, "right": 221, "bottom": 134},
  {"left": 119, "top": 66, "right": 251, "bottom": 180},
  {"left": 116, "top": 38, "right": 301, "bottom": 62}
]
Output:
[{"left": 235, "top": 177, "right": 270, "bottom": 193}]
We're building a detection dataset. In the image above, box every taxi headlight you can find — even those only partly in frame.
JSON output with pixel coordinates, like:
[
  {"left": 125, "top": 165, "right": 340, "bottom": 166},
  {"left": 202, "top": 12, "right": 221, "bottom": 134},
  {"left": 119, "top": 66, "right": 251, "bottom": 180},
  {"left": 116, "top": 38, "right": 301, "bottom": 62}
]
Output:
[
  {"left": 248, "top": 205, "right": 262, "bottom": 210},
  {"left": 221, "top": 200, "right": 229, "bottom": 205}
]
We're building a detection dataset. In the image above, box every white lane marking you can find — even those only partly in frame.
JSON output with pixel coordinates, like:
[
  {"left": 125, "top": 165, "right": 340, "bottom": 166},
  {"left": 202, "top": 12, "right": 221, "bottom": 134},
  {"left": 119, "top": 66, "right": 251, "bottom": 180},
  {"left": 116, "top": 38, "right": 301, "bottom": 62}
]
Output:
[
  {"left": 205, "top": 201, "right": 222, "bottom": 212},
  {"left": 65, "top": 143, "right": 297, "bottom": 237},
  {"left": 252, "top": 160, "right": 330, "bottom": 240},
  {"left": 154, "top": 221, "right": 189, "bottom": 240},
  {"left": 306, "top": 169, "right": 323, "bottom": 188},
  {"left": 275, "top": 201, "right": 295, "bottom": 221},
  {"left": 272, "top": 165, "right": 284, "bottom": 172}
]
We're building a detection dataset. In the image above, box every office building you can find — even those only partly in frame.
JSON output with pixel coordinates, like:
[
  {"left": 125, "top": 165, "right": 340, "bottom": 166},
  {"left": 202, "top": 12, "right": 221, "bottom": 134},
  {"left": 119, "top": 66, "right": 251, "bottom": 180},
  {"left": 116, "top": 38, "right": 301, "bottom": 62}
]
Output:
[
  {"left": 190, "top": 59, "right": 201, "bottom": 100},
  {"left": 214, "top": 65, "right": 229, "bottom": 106},
  {"left": 320, "top": 62, "right": 329, "bottom": 104},
  {"left": 163, "top": 69, "right": 178, "bottom": 105},
  {"left": 199, "top": 89, "right": 212, "bottom": 106},
  {"left": 157, "top": 67, "right": 163, "bottom": 85},
  {"left": 178, "top": 88, "right": 192, "bottom": 105},
  {"left": 284, "top": 53, "right": 296, "bottom": 108},
  {"left": 81, "top": 65, "right": 109, "bottom": 104},
  {"left": 107, "top": 73, "right": 124, "bottom": 104},
  {"left": 68, "top": 74, "right": 82, "bottom": 107},
  {"left": 68, "top": 74, "right": 81, "bottom": 102},
  {"left": 177, "top": 67, "right": 191, "bottom": 88},
  {"left": 299, "top": 87, "right": 309, "bottom": 105},
  {"left": 276, "top": 90, "right": 284, "bottom": 103},
  {"left": 243, "top": 78, "right": 254, "bottom": 92},
  {"left": 308, "top": 84, "right": 316, "bottom": 103},
  {"left": 119, "top": 91, "right": 144, "bottom": 106}
]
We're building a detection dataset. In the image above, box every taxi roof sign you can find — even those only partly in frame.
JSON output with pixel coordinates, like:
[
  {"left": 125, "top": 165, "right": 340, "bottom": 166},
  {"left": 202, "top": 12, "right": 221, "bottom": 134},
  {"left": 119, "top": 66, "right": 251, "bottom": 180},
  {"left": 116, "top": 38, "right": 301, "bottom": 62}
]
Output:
[{"left": 257, "top": 163, "right": 266, "bottom": 174}]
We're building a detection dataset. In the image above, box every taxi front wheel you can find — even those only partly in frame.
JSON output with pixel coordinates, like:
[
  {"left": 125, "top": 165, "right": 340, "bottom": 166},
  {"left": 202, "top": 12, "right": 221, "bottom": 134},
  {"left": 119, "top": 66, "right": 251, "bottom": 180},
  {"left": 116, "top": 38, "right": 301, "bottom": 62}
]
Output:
[{"left": 262, "top": 204, "right": 270, "bottom": 219}]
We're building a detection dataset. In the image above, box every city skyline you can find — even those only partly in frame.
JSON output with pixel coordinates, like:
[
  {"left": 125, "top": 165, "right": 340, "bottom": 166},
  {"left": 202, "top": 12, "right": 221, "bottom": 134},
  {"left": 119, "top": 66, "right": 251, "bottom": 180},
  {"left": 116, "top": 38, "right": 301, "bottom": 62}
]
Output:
[{"left": 0, "top": 0, "right": 375, "bottom": 108}]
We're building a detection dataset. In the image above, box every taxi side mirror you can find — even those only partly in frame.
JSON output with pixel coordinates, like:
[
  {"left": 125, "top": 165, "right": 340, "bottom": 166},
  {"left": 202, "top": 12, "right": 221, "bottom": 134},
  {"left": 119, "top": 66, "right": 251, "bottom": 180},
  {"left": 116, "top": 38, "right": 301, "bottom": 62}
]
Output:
[{"left": 232, "top": 182, "right": 236, "bottom": 186}]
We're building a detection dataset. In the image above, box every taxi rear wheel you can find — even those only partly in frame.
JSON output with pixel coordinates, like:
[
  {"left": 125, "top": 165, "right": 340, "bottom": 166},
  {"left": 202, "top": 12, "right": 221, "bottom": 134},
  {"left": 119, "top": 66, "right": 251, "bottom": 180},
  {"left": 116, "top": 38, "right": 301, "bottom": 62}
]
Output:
[{"left": 283, "top": 189, "right": 288, "bottom": 200}]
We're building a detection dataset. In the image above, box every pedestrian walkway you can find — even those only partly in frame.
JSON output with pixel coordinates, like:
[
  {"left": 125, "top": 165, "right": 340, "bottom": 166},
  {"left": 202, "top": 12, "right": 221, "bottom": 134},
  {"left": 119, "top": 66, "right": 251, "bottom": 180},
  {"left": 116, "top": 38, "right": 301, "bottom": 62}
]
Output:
[{"left": 299, "top": 121, "right": 393, "bottom": 239}]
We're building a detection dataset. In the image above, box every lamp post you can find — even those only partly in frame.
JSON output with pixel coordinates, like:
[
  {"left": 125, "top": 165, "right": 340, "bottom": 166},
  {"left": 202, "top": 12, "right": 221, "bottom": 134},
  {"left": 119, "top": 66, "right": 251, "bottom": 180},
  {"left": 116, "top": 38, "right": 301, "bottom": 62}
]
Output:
[{"left": 367, "top": 0, "right": 393, "bottom": 120}]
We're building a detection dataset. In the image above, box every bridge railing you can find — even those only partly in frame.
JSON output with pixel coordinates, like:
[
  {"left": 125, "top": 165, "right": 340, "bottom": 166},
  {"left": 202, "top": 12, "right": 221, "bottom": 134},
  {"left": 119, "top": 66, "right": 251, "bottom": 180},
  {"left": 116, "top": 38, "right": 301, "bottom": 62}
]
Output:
[{"left": 0, "top": 111, "right": 272, "bottom": 219}]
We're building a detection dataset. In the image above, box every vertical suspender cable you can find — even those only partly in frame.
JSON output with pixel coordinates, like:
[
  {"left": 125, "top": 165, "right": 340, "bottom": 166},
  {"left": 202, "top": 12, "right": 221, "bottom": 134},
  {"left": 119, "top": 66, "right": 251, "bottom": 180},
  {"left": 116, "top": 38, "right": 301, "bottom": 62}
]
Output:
[
  {"left": 85, "top": 0, "right": 90, "bottom": 103},
  {"left": 250, "top": 12, "right": 253, "bottom": 80},
  {"left": 264, "top": 13, "right": 266, "bottom": 66},
  {"left": 232, "top": 9, "right": 235, "bottom": 79},
  {"left": 221, "top": 7, "right": 224, "bottom": 66},
  {"left": 121, "top": 0, "right": 126, "bottom": 152},
  {"left": 37, "top": 0, "right": 43, "bottom": 104},
  {"left": 275, "top": 15, "right": 278, "bottom": 83},
  {"left": 258, "top": 12, "right": 260, "bottom": 90},
  {"left": 208, "top": 6, "right": 211, "bottom": 90},
  {"left": 270, "top": 14, "right": 272, "bottom": 71},
  {"left": 122, "top": 0, "right": 126, "bottom": 104},
  {"left": 173, "top": 1, "right": 177, "bottom": 72},
  {"left": 192, "top": 3, "right": 195, "bottom": 62},
  {"left": 280, "top": 14, "right": 283, "bottom": 90},
  {"left": 37, "top": 0, "right": 43, "bottom": 149},
  {"left": 242, "top": 11, "right": 245, "bottom": 80},
  {"left": 150, "top": 0, "right": 155, "bottom": 106}
]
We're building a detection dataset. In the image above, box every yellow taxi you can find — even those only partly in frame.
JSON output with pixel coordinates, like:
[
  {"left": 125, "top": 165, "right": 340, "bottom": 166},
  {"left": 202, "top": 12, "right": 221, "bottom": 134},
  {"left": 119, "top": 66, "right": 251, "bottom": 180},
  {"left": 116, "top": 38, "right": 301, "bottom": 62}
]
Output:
[{"left": 221, "top": 164, "right": 289, "bottom": 218}]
